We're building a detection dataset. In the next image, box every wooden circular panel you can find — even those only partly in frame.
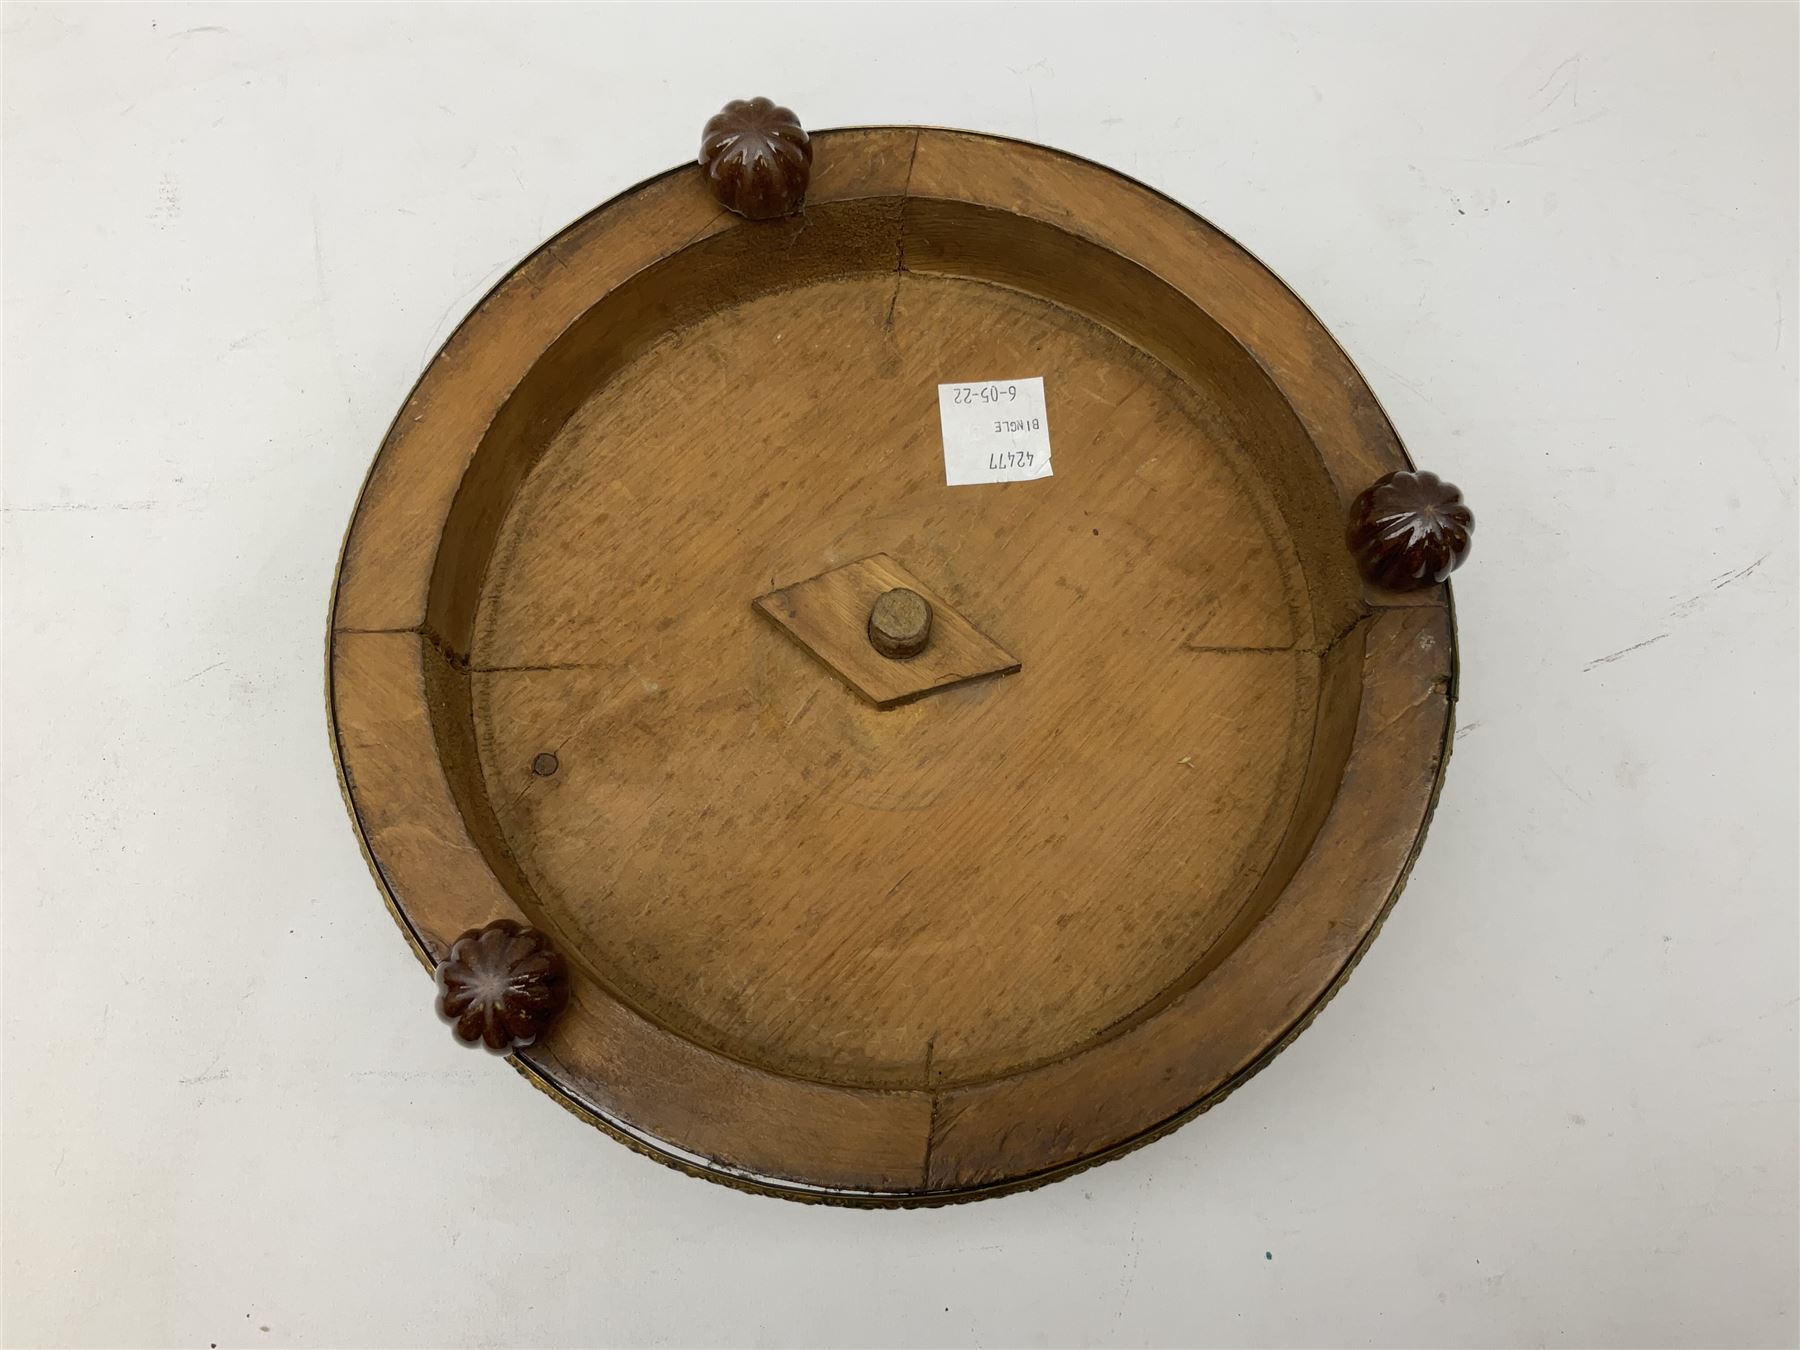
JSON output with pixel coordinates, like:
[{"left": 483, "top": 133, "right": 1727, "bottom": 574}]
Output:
[{"left": 330, "top": 128, "right": 1456, "bottom": 1203}]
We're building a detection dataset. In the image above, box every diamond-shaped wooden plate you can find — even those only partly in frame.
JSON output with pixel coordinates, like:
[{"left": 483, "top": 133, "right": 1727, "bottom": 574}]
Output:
[{"left": 752, "top": 553, "right": 1020, "bottom": 708}]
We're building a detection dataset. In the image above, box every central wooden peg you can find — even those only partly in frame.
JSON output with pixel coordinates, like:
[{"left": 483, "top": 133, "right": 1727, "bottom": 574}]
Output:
[
  {"left": 867, "top": 588, "right": 933, "bottom": 659},
  {"left": 753, "top": 554, "right": 1017, "bottom": 706}
]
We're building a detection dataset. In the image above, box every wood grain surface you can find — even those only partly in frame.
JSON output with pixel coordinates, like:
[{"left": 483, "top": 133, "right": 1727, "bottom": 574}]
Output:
[{"left": 329, "top": 127, "right": 1455, "bottom": 1202}]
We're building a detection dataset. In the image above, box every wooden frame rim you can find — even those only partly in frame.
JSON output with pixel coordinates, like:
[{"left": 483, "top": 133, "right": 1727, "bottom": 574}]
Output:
[{"left": 328, "top": 126, "right": 1457, "bottom": 1204}]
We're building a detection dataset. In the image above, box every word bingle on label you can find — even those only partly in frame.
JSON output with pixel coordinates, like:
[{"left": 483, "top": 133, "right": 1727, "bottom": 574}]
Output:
[{"left": 938, "top": 377, "right": 1054, "bottom": 486}]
